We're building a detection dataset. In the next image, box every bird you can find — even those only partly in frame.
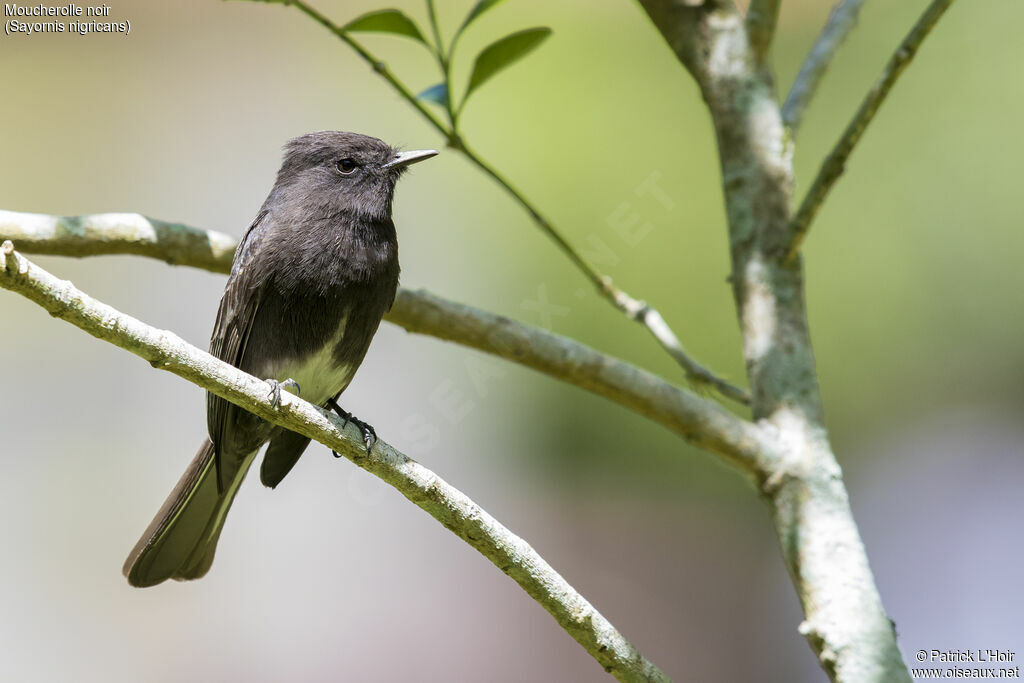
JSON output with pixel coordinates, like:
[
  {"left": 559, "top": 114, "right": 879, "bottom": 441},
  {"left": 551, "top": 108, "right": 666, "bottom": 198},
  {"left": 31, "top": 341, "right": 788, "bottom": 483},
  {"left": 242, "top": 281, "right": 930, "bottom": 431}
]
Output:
[{"left": 123, "top": 131, "right": 436, "bottom": 587}]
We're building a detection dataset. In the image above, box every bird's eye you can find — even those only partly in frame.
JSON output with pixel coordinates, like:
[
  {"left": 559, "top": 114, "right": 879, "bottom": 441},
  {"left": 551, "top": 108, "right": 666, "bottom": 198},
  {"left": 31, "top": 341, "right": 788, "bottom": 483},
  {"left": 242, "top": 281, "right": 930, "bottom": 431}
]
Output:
[{"left": 337, "top": 158, "right": 358, "bottom": 174}]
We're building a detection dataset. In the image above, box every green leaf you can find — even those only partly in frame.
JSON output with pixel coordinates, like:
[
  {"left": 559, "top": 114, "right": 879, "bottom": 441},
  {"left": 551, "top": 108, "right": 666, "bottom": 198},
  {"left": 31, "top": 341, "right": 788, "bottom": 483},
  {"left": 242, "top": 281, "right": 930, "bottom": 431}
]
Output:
[
  {"left": 464, "top": 27, "right": 551, "bottom": 103},
  {"left": 342, "top": 9, "right": 427, "bottom": 44},
  {"left": 417, "top": 83, "right": 448, "bottom": 107},
  {"left": 459, "top": 0, "right": 507, "bottom": 33}
]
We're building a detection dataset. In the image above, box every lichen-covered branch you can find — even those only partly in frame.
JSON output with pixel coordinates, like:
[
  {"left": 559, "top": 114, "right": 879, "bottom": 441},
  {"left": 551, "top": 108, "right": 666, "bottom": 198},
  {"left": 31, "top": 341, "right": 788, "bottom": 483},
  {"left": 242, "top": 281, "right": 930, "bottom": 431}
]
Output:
[
  {"left": 0, "top": 210, "right": 762, "bottom": 473},
  {"left": 635, "top": 1, "right": 912, "bottom": 680},
  {"left": 784, "top": 0, "right": 957, "bottom": 262},
  {"left": 0, "top": 241, "right": 668, "bottom": 683},
  {"left": 0, "top": 210, "right": 237, "bottom": 272},
  {"left": 782, "top": 0, "right": 867, "bottom": 136}
]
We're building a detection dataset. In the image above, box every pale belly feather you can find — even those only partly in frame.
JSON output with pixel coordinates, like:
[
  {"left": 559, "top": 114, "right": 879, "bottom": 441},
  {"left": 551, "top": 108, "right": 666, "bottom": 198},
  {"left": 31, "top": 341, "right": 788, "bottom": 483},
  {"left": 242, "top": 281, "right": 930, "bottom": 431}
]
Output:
[{"left": 267, "top": 316, "right": 354, "bottom": 406}]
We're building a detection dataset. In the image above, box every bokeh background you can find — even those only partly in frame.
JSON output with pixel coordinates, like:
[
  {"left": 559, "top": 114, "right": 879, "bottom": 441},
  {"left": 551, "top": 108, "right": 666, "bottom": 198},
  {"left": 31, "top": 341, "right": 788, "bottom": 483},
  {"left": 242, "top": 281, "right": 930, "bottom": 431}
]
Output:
[{"left": 2, "top": 0, "right": 1022, "bottom": 680}]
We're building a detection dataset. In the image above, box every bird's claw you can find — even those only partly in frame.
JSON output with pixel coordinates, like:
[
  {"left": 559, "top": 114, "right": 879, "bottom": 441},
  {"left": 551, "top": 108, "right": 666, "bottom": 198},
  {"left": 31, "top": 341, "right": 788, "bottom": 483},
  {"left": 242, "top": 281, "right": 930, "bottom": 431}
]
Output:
[
  {"left": 266, "top": 378, "right": 300, "bottom": 408},
  {"left": 354, "top": 419, "right": 377, "bottom": 454},
  {"left": 327, "top": 398, "right": 377, "bottom": 456}
]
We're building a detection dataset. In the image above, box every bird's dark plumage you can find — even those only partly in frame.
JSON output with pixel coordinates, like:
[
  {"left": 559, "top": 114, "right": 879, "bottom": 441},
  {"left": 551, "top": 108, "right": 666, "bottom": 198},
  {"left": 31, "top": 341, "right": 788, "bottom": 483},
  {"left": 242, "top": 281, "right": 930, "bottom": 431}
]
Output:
[{"left": 123, "top": 131, "right": 435, "bottom": 587}]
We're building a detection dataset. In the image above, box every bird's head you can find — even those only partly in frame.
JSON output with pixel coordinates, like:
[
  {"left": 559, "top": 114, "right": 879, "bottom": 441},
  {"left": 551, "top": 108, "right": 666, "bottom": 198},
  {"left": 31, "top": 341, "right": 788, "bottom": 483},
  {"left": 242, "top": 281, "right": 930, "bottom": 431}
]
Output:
[{"left": 274, "top": 131, "right": 437, "bottom": 222}]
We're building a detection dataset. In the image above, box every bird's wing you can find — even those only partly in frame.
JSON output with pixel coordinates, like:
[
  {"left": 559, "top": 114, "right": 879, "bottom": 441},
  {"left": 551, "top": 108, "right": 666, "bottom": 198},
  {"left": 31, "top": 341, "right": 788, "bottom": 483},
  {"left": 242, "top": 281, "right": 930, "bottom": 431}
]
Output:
[{"left": 206, "top": 210, "right": 270, "bottom": 488}]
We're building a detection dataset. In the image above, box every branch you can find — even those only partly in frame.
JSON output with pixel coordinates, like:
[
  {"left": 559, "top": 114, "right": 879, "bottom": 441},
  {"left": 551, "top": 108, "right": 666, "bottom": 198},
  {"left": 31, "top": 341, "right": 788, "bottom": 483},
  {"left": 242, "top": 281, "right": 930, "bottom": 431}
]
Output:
[
  {"left": 784, "top": 0, "right": 956, "bottom": 262},
  {"left": 0, "top": 210, "right": 763, "bottom": 473},
  {"left": 450, "top": 141, "right": 750, "bottom": 405},
  {"left": 636, "top": 1, "right": 912, "bottom": 680},
  {"left": 745, "top": 0, "right": 782, "bottom": 61},
  {"left": 0, "top": 241, "right": 669, "bottom": 683},
  {"left": 782, "top": 0, "right": 867, "bottom": 136},
  {"left": 0, "top": 210, "right": 237, "bottom": 272},
  {"left": 391, "top": 288, "right": 760, "bottom": 469},
  {"left": 241, "top": 0, "right": 747, "bottom": 405}
]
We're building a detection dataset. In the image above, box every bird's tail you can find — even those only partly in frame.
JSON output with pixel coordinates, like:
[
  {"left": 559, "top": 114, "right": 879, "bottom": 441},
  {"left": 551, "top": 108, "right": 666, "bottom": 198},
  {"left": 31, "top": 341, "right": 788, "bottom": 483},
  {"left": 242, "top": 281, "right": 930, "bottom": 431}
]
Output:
[{"left": 123, "top": 438, "right": 255, "bottom": 587}]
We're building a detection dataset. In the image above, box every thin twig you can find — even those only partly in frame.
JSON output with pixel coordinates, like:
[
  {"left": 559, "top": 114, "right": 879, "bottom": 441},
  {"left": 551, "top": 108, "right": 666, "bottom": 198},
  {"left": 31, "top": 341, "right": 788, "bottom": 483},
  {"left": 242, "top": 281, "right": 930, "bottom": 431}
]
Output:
[
  {"left": 784, "top": 0, "right": 956, "bottom": 263},
  {"left": 452, "top": 134, "right": 750, "bottom": 405},
  {"left": 425, "top": 0, "right": 445, "bottom": 57},
  {"left": 0, "top": 210, "right": 763, "bottom": 470},
  {"left": 782, "top": 0, "right": 867, "bottom": 136},
  {"left": 745, "top": 0, "right": 782, "bottom": 61},
  {"left": 424, "top": 0, "right": 454, "bottom": 118},
  {"left": 251, "top": 0, "right": 451, "bottom": 139},
  {"left": 0, "top": 241, "right": 669, "bottom": 683},
  {"left": 238, "top": 0, "right": 748, "bottom": 405}
]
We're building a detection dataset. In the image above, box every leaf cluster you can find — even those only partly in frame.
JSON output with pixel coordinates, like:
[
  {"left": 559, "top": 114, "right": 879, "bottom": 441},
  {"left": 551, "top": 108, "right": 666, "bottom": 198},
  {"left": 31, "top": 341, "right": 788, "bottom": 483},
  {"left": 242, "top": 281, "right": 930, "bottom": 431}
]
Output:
[{"left": 343, "top": 1, "right": 551, "bottom": 127}]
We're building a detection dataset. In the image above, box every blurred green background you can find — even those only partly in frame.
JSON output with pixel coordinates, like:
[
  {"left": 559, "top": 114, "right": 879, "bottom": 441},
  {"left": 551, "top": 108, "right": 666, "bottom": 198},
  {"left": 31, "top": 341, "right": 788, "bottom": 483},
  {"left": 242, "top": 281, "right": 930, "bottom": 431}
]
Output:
[{"left": 1, "top": 0, "right": 1022, "bottom": 680}]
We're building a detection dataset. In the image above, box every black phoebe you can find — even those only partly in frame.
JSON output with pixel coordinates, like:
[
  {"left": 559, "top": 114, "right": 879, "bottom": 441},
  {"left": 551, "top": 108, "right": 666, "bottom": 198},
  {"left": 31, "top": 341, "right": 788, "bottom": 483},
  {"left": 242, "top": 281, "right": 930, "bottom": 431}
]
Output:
[{"left": 123, "top": 131, "right": 436, "bottom": 587}]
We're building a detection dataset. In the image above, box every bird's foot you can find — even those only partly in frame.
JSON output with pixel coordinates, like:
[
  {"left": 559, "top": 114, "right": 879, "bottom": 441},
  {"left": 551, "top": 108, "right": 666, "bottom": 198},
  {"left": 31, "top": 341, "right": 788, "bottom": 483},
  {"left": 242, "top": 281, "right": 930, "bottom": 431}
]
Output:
[
  {"left": 326, "top": 398, "right": 377, "bottom": 456},
  {"left": 265, "top": 378, "right": 301, "bottom": 408}
]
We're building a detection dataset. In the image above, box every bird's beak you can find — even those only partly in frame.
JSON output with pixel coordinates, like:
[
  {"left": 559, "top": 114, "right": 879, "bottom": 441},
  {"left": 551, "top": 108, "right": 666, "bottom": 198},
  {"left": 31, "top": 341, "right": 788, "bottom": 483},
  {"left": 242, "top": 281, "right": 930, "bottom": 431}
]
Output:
[{"left": 383, "top": 149, "right": 438, "bottom": 169}]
